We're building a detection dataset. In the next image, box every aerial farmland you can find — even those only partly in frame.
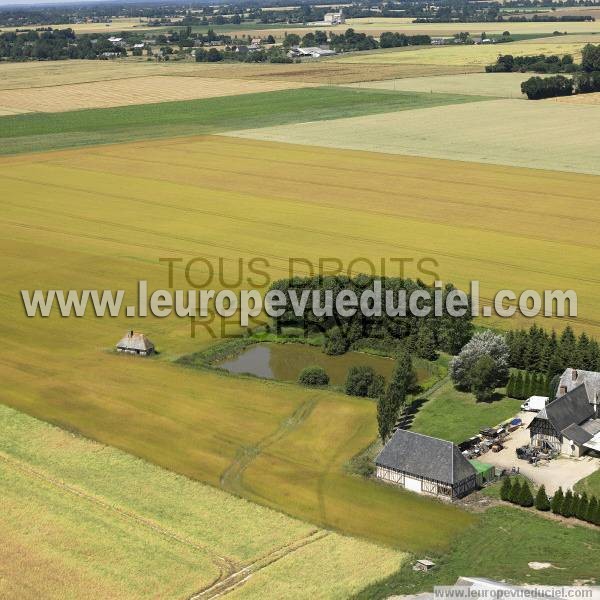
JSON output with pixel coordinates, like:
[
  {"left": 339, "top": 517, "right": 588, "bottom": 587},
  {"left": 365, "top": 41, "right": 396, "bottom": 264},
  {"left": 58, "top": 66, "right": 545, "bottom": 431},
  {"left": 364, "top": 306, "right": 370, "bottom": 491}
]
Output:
[{"left": 1, "top": 0, "right": 600, "bottom": 598}]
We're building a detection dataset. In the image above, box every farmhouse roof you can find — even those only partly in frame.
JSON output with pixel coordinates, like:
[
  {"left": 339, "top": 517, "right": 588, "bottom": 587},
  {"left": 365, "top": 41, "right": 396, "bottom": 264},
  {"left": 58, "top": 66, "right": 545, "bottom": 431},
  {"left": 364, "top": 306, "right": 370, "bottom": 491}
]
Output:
[
  {"left": 558, "top": 368, "right": 600, "bottom": 404},
  {"left": 534, "top": 384, "right": 594, "bottom": 433},
  {"left": 375, "top": 429, "right": 476, "bottom": 485},
  {"left": 116, "top": 331, "right": 154, "bottom": 352},
  {"left": 561, "top": 423, "right": 593, "bottom": 445}
]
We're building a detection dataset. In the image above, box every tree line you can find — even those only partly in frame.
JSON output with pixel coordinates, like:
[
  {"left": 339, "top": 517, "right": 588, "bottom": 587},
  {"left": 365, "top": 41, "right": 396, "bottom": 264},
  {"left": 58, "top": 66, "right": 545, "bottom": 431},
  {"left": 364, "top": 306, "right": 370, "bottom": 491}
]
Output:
[
  {"left": 516, "top": 44, "right": 600, "bottom": 99},
  {"left": 501, "top": 478, "right": 600, "bottom": 526},
  {"left": 268, "top": 275, "right": 474, "bottom": 358},
  {"left": 505, "top": 324, "right": 600, "bottom": 376}
]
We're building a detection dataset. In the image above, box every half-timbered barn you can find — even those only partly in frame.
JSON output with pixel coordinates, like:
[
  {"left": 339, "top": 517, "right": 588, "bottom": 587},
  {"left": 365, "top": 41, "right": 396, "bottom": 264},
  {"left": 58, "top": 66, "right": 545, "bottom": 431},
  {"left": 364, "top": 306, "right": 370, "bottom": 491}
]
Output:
[
  {"left": 375, "top": 429, "right": 478, "bottom": 499},
  {"left": 528, "top": 383, "right": 597, "bottom": 456}
]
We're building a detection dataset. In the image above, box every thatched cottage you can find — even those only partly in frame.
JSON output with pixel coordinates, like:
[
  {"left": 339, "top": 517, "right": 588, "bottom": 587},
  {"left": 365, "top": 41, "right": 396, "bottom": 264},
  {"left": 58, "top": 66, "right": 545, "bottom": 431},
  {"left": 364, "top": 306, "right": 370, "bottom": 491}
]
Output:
[{"left": 116, "top": 331, "right": 155, "bottom": 356}]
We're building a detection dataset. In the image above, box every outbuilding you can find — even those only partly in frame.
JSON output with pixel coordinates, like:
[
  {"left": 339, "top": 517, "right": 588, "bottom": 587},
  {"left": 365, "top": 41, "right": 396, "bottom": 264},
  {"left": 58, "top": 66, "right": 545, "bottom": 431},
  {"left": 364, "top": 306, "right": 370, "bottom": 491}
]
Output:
[
  {"left": 375, "top": 429, "right": 478, "bottom": 498},
  {"left": 116, "top": 331, "right": 155, "bottom": 356}
]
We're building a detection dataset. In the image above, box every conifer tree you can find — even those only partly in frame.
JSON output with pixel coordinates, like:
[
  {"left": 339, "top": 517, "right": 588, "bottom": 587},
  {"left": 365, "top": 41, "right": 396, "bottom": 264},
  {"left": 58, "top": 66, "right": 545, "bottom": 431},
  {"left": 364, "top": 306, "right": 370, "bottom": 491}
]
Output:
[
  {"left": 576, "top": 492, "right": 589, "bottom": 521},
  {"left": 586, "top": 496, "right": 598, "bottom": 523},
  {"left": 519, "top": 481, "right": 534, "bottom": 507},
  {"left": 523, "top": 372, "right": 532, "bottom": 399},
  {"left": 510, "top": 479, "right": 522, "bottom": 504},
  {"left": 506, "top": 374, "right": 515, "bottom": 399},
  {"left": 535, "top": 485, "right": 550, "bottom": 511},
  {"left": 515, "top": 372, "right": 524, "bottom": 400},
  {"left": 561, "top": 489, "right": 574, "bottom": 518},
  {"left": 500, "top": 477, "right": 512, "bottom": 501},
  {"left": 572, "top": 493, "right": 581, "bottom": 518},
  {"left": 551, "top": 487, "right": 564, "bottom": 514}
]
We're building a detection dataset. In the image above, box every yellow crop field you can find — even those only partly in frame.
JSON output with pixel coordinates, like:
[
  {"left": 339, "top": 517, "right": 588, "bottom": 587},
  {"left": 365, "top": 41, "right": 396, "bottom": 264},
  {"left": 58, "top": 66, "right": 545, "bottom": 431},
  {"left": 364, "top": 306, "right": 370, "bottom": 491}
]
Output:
[
  {"left": 227, "top": 98, "right": 600, "bottom": 174},
  {"left": 0, "top": 57, "right": 480, "bottom": 92},
  {"left": 0, "top": 76, "right": 314, "bottom": 113},
  {"left": 1, "top": 137, "right": 480, "bottom": 554},
  {"left": 346, "top": 72, "right": 540, "bottom": 97},
  {"left": 1, "top": 404, "right": 407, "bottom": 598},
  {"left": 333, "top": 39, "right": 588, "bottom": 66},
  {"left": 552, "top": 91, "right": 600, "bottom": 105}
]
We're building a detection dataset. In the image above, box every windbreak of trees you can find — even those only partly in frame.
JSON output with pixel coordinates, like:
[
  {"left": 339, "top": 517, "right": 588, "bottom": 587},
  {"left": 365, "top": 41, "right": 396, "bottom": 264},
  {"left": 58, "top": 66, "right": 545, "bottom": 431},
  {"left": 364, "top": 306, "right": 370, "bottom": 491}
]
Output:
[
  {"left": 268, "top": 275, "right": 474, "bottom": 357},
  {"left": 195, "top": 45, "right": 292, "bottom": 63},
  {"left": 329, "top": 28, "right": 378, "bottom": 52},
  {"left": 521, "top": 74, "right": 574, "bottom": 99},
  {"left": 486, "top": 53, "right": 576, "bottom": 73},
  {"left": 505, "top": 324, "right": 600, "bottom": 376},
  {"left": 379, "top": 32, "right": 432, "bottom": 48}
]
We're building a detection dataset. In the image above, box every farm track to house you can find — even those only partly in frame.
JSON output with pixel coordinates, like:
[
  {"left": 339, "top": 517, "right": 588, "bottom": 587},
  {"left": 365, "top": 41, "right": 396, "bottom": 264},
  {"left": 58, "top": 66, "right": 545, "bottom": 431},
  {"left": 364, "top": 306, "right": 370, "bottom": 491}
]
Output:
[
  {"left": 189, "top": 530, "right": 331, "bottom": 599},
  {"left": 0, "top": 450, "right": 237, "bottom": 587},
  {"left": 220, "top": 398, "right": 318, "bottom": 499}
]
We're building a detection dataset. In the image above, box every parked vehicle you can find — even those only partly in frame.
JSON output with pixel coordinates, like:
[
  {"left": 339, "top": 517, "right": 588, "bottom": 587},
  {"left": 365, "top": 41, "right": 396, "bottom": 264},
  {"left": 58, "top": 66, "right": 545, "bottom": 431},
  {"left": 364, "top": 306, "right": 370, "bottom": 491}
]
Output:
[{"left": 521, "top": 395, "right": 549, "bottom": 412}]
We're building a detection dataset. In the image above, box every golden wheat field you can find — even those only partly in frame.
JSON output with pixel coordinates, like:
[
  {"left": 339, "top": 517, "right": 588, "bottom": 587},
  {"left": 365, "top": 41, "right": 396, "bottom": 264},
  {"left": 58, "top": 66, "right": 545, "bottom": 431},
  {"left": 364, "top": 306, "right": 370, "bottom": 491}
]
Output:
[
  {"left": 0, "top": 404, "right": 407, "bottom": 599},
  {"left": 0, "top": 76, "right": 314, "bottom": 113},
  {"left": 333, "top": 39, "right": 588, "bottom": 66},
  {"left": 346, "top": 72, "right": 540, "bottom": 97},
  {"left": 552, "top": 91, "right": 600, "bottom": 105}
]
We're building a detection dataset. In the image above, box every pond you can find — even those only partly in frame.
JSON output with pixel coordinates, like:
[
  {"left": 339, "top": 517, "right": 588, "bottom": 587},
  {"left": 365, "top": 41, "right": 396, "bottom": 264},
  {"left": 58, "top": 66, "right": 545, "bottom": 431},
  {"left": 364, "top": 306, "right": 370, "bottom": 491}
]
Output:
[{"left": 216, "top": 342, "right": 427, "bottom": 386}]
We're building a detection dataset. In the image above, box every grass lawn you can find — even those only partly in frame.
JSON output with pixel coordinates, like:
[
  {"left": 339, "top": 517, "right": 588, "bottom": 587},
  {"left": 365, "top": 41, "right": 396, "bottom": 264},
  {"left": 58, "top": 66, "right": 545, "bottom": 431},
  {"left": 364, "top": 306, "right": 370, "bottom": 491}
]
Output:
[
  {"left": 574, "top": 469, "right": 600, "bottom": 498},
  {"left": 0, "top": 86, "right": 485, "bottom": 155},
  {"left": 410, "top": 379, "right": 521, "bottom": 443},
  {"left": 352, "top": 506, "right": 600, "bottom": 599}
]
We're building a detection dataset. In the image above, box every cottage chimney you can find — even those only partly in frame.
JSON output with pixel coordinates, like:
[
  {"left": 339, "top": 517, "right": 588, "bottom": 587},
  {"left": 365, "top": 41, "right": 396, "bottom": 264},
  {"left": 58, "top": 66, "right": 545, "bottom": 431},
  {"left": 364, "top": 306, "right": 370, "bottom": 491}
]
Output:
[
  {"left": 559, "top": 386, "right": 567, "bottom": 397},
  {"left": 572, "top": 369, "right": 578, "bottom": 381}
]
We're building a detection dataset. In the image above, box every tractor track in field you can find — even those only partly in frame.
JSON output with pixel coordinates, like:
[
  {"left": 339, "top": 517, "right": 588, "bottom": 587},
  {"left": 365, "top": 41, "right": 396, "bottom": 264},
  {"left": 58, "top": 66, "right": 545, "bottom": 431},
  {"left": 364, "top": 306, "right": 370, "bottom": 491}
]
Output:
[
  {"left": 219, "top": 397, "right": 318, "bottom": 498},
  {"left": 188, "top": 529, "right": 330, "bottom": 599},
  {"left": 0, "top": 451, "right": 236, "bottom": 586}
]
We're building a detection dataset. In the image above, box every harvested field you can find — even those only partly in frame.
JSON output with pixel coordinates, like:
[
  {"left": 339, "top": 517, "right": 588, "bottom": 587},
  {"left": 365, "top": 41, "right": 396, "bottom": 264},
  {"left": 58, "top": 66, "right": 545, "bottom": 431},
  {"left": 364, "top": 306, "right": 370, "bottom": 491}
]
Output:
[
  {"left": 0, "top": 405, "right": 407, "bottom": 598},
  {"left": 0, "top": 58, "right": 480, "bottom": 91},
  {"left": 0, "top": 76, "right": 314, "bottom": 113},
  {"left": 225, "top": 18, "right": 600, "bottom": 39},
  {"left": 0, "top": 17, "right": 157, "bottom": 34},
  {"left": 226, "top": 98, "right": 600, "bottom": 174},
  {"left": 346, "top": 72, "right": 544, "bottom": 98},
  {"left": 551, "top": 91, "right": 600, "bottom": 105},
  {"left": 333, "top": 39, "right": 588, "bottom": 66}
]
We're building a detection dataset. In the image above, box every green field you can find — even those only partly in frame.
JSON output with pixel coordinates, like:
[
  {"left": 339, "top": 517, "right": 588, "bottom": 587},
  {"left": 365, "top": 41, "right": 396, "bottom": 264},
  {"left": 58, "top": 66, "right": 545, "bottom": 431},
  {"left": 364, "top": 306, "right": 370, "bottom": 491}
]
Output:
[
  {"left": 0, "top": 404, "right": 408, "bottom": 599},
  {"left": 0, "top": 87, "right": 485, "bottom": 156},
  {"left": 574, "top": 469, "right": 600, "bottom": 498},
  {"left": 411, "top": 380, "right": 521, "bottom": 443},
  {"left": 353, "top": 506, "right": 600, "bottom": 599}
]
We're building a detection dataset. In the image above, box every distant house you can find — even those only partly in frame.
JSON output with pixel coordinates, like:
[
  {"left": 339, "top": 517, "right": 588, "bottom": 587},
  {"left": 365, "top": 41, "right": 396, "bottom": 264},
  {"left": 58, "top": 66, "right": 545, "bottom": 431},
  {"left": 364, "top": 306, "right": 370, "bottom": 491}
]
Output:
[
  {"left": 107, "top": 36, "right": 126, "bottom": 47},
  {"left": 528, "top": 368, "right": 600, "bottom": 456},
  {"left": 323, "top": 12, "right": 345, "bottom": 25},
  {"left": 288, "top": 46, "right": 336, "bottom": 58},
  {"left": 375, "top": 429, "right": 478, "bottom": 498},
  {"left": 116, "top": 331, "right": 155, "bottom": 356},
  {"left": 431, "top": 37, "right": 450, "bottom": 45},
  {"left": 250, "top": 37, "right": 262, "bottom": 45},
  {"left": 132, "top": 43, "right": 146, "bottom": 49}
]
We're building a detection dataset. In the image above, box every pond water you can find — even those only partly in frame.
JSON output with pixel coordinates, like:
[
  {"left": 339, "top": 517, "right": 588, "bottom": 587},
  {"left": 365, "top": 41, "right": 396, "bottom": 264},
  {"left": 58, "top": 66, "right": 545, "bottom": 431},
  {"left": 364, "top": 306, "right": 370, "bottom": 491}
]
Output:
[{"left": 216, "top": 342, "right": 402, "bottom": 385}]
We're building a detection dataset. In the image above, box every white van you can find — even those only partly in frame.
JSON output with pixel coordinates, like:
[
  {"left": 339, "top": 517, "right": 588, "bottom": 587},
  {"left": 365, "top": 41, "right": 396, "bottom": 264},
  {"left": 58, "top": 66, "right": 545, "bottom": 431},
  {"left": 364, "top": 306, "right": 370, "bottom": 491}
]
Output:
[{"left": 521, "top": 395, "right": 549, "bottom": 412}]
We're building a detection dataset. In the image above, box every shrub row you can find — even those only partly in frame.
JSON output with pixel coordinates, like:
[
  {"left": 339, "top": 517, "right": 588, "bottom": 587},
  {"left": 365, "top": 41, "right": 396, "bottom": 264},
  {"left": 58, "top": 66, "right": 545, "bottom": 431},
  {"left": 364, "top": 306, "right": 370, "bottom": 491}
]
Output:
[{"left": 501, "top": 479, "right": 600, "bottom": 526}]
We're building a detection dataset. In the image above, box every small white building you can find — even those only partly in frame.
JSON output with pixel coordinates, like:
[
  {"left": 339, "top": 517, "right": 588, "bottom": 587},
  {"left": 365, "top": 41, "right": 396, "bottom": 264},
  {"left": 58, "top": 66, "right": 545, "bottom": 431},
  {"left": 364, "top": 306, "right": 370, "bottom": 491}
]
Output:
[
  {"left": 288, "top": 46, "right": 336, "bottom": 58},
  {"left": 116, "top": 331, "right": 155, "bottom": 356},
  {"left": 323, "top": 12, "right": 345, "bottom": 25}
]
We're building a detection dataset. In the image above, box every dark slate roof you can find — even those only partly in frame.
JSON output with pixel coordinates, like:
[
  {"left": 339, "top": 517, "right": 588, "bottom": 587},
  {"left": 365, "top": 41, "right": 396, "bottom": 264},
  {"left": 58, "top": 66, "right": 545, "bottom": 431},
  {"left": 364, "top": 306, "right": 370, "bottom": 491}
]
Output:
[
  {"left": 582, "top": 419, "right": 600, "bottom": 436},
  {"left": 375, "top": 429, "right": 477, "bottom": 485},
  {"left": 561, "top": 424, "right": 593, "bottom": 446},
  {"left": 542, "top": 384, "right": 594, "bottom": 433}
]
